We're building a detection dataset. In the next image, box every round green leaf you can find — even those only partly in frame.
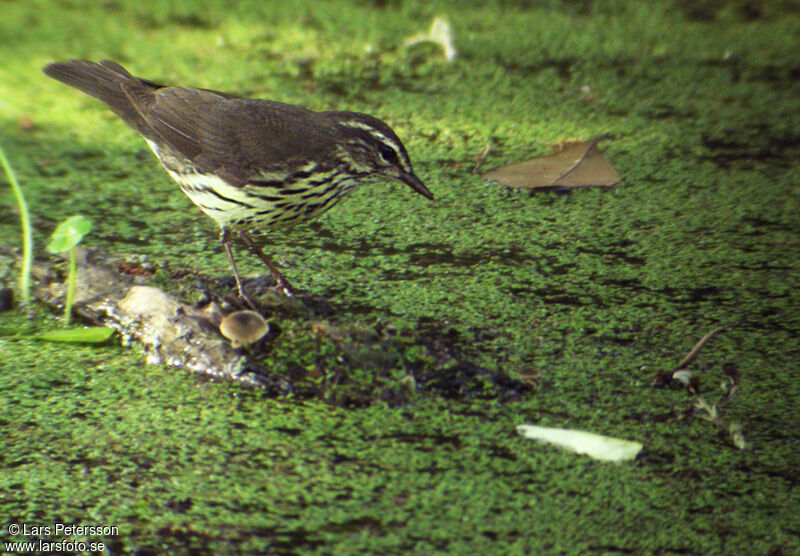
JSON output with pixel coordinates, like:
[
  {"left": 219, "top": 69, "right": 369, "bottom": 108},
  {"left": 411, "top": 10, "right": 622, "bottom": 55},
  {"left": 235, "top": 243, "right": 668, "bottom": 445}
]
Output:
[{"left": 47, "top": 215, "right": 93, "bottom": 253}]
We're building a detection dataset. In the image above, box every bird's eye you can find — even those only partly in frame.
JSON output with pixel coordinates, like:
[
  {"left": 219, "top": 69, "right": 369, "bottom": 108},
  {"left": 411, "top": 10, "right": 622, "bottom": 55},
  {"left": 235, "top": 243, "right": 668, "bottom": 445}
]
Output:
[{"left": 378, "top": 145, "right": 398, "bottom": 164}]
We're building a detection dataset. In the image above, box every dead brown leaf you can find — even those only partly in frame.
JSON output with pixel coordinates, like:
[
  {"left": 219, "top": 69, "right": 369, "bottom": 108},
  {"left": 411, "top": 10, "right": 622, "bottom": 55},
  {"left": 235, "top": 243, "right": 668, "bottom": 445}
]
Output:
[{"left": 482, "top": 135, "right": 620, "bottom": 189}]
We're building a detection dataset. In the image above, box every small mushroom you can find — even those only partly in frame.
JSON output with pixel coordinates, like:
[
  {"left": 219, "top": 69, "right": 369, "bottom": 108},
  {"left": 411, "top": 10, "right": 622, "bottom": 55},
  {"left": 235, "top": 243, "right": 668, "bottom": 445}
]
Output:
[{"left": 219, "top": 310, "right": 269, "bottom": 348}]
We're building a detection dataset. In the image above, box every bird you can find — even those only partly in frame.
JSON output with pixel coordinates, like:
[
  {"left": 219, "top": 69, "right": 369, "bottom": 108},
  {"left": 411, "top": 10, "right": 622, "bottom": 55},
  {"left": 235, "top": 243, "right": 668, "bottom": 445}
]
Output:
[{"left": 43, "top": 60, "right": 433, "bottom": 306}]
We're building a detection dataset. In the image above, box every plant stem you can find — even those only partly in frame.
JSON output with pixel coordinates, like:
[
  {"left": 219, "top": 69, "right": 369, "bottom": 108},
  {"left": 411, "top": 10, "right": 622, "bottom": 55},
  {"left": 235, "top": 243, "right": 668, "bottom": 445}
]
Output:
[
  {"left": 0, "top": 144, "right": 33, "bottom": 304},
  {"left": 65, "top": 247, "right": 77, "bottom": 326}
]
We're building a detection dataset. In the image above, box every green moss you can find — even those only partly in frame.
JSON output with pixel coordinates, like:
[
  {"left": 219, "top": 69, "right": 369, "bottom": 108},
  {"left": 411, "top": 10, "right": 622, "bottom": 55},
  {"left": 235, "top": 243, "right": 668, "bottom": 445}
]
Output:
[{"left": 1, "top": 0, "right": 799, "bottom": 553}]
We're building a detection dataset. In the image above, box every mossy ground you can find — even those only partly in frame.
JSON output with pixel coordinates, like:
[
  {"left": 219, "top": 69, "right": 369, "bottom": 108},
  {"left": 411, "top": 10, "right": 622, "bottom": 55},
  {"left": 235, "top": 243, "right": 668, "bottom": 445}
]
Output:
[{"left": 1, "top": 0, "right": 799, "bottom": 553}]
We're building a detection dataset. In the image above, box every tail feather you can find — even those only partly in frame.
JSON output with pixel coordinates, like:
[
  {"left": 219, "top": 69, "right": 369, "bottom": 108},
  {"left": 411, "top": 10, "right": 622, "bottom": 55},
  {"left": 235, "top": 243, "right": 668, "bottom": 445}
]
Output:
[{"left": 43, "top": 60, "right": 157, "bottom": 129}]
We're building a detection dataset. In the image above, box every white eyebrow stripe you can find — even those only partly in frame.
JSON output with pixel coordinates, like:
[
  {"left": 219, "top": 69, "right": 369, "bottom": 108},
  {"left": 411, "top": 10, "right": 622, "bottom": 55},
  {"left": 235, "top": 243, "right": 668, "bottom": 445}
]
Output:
[
  {"left": 339, "top": 120, "right": 414, "bottom": 173},
  {"left": 340, "top": 122, "right": 395, "bottom": 145}
]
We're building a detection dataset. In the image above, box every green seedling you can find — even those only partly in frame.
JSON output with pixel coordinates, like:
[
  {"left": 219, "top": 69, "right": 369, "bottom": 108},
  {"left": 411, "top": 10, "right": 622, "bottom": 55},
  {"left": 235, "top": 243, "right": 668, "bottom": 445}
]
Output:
[
  {"left": 47, "top": 215, "right": 92, "bottom": 325},
  {"left": 0, "top": 325, "right": 114, "bottom": 344},
  {"left": 0, "top": 144, "right": 33, "bottom": 305},
  {"left": 37, "top": 327, "right": 115, "bottom": 343}
]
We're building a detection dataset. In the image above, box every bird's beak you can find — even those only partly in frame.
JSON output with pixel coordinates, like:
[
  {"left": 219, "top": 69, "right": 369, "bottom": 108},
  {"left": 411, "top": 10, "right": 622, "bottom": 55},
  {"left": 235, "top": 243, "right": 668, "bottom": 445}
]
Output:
[{"left": 399, "top": 171, "right": 434, "bottom": 200}]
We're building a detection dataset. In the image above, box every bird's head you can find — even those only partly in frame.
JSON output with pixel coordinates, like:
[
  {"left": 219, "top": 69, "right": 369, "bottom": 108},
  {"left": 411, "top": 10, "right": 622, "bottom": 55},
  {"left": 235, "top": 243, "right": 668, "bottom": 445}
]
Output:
[{"left": 330, "top": 112, "right": 433, "bottom": 200}]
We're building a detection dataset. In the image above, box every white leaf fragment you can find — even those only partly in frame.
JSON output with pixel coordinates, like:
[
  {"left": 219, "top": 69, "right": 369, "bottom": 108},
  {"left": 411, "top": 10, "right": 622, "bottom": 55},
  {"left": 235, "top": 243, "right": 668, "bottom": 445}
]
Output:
[
  {"left": 672, "top": 369, "right": 694, "bottom": 386},
  {"left": 516, "top": 424, "right": 643, "bottom": 462}
]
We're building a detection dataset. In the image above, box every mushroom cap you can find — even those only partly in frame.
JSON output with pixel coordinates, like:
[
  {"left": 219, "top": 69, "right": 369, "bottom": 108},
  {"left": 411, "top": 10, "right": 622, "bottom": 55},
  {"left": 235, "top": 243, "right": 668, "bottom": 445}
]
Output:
[{"left": 219, "top": 310, "right": 269, "bottom": 348}]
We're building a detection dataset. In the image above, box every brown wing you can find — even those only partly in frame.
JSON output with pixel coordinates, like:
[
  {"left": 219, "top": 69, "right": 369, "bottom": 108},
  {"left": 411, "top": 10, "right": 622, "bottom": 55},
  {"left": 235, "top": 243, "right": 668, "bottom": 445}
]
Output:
[{"left": 120, "top": 83, "right": 341, "bottom": 186}]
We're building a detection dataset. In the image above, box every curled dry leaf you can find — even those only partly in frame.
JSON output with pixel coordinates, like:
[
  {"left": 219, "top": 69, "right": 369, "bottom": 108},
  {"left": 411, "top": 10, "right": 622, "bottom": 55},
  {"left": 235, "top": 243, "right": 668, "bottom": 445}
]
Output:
[
  {"left": 655, "top": 328, "right": 746, "bottom": 450},
  {"left": 482, "top": 135, "right": 620, "bottom": 189},
  {"left": 405, "top": 16, "right": 457, "bottom": 61},
  {"left": 718, "top": 363, "right": 740, "bottom": 406}
]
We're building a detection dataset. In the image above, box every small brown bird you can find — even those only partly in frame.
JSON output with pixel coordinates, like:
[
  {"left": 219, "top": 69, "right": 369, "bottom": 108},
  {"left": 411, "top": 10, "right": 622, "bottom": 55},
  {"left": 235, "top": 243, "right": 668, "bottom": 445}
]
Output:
[{"left": 43, "top": 60, "right": 433, "bottom": 305}]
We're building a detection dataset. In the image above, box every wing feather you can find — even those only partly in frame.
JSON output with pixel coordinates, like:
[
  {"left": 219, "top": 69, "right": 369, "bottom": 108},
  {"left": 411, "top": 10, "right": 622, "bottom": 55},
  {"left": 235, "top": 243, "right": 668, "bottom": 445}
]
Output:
[{"left": 121, "top": 85, "right": 341, "bottom": 186}]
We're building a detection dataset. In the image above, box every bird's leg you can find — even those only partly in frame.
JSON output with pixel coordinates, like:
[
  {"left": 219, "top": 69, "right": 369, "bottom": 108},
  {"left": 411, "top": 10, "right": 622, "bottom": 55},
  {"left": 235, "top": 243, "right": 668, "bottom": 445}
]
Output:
[
  {"left": 239, "top": 231, "right": 295, "bottom": 297},
  {"left": 219, "top": 228, "right": 257, "bottom": 309}
]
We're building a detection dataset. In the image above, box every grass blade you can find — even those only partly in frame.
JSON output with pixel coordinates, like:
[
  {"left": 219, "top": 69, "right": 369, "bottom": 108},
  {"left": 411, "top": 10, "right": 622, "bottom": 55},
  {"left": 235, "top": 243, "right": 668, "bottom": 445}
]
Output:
[{"left": 0, "top": 144, "right": 33, "bottom": 305}]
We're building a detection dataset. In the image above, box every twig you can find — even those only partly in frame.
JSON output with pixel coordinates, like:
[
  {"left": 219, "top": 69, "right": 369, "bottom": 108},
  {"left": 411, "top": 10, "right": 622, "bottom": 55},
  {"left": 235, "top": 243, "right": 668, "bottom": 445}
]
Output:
[
  {"left": 675, "top": 327, "right": 726, "bottom": 369},
  {"left": 472, "top": 143, "right": 491, "bottom": 173}
]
